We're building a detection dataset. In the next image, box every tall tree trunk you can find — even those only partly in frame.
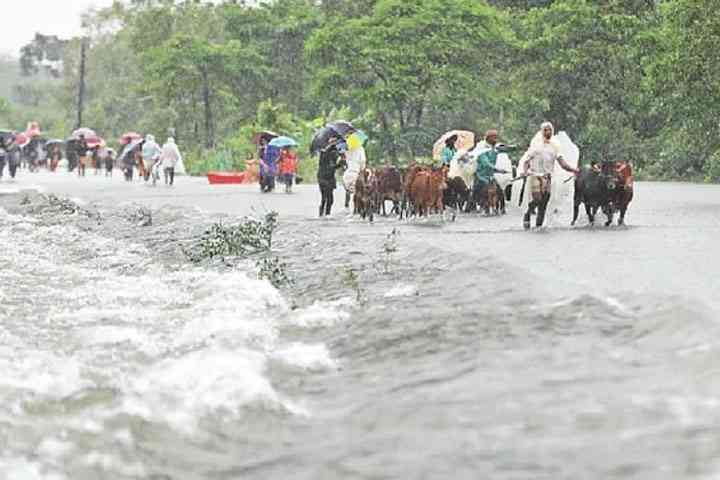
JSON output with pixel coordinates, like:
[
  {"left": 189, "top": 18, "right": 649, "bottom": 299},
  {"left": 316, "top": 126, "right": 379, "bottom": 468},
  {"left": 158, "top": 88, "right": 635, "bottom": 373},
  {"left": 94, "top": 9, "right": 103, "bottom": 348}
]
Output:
[
  {"left": 380, "top": 112, "right": 397, "bottom": 164},
  {"left": 76, "top": 38, "right": 87, "bottom": 129},
  {"left": 201, "top": 66, "right": 214, "bottom": 149}
]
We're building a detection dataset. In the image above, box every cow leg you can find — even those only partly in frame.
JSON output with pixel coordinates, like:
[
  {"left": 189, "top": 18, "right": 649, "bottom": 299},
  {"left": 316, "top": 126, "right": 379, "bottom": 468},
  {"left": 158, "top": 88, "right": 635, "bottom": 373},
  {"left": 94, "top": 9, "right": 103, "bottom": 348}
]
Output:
[
  {"left": 618, "top": 204, "right": 627, "bottom": 226},
  {"left": 605, "top": 204, "right": 614, "bottom": 227},
  {"left": 585, "top": 204, "right": 594, "bottom": 225},
  {"left": 345, "top": 191, "right": 351, "bottom": 209}
]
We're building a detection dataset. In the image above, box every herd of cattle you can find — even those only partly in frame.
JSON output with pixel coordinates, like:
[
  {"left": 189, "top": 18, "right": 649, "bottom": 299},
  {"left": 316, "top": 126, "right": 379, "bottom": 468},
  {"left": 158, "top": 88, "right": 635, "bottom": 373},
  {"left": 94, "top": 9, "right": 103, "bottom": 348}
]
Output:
[
  {"left": 349, "top": 163, "right": 507, "bottom": 222},
  {"left": 347, "top": 161, "right": 634, "bottom": 226}
]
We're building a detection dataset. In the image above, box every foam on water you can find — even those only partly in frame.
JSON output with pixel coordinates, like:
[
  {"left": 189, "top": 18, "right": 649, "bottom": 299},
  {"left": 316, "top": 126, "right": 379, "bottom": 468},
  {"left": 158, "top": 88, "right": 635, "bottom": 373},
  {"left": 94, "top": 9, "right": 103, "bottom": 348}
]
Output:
[
  {"left": 0, "top": 458, "right": 65, "bottom": 480},
  {"left": 290, "top": 298, "right": 353, "bottom": 328},
  {"left": 0, "top": 199, "right": 339, "bottom": 475},
  {"left": 271, "top": 342, "right": 339, "bottom": 371}
]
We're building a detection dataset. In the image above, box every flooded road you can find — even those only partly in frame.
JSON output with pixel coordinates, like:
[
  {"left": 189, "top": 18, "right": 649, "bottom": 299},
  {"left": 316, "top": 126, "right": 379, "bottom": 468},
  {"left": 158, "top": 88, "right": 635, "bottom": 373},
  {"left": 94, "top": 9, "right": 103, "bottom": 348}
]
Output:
[{"left": 1, "top": 171, "right": 719, "bottom": 479}]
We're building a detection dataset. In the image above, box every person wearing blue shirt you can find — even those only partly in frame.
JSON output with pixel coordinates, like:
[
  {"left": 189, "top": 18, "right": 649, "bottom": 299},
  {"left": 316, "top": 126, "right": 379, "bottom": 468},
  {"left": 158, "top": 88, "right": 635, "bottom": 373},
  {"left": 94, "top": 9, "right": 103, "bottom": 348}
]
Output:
[
  {"left": 441, "top": 135, "right": 457, "bottom": 167},
  {"left": 473, "top": 130, "right": 510, "bottom": 213}
]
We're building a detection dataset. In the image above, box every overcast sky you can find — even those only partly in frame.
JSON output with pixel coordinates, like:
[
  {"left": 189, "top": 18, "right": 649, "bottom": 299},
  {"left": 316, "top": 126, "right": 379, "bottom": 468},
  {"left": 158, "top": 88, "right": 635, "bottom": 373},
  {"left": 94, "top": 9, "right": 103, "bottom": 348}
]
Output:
[{"left": 0, "top": 0, "right": 115, "bottom": 57}]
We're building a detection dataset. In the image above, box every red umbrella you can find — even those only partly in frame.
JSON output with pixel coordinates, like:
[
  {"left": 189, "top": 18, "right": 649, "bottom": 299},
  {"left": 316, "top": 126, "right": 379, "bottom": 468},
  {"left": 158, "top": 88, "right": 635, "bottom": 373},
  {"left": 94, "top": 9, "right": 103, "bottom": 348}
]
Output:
[
  {"left": 120, "top": 132, "right": 142, "bottom": 145},
  {"left": 85, "top": 136, "right": 105, "bottom": 149},
  {"left": 14, "top": 132, "right": 29, "bottom": 147}
]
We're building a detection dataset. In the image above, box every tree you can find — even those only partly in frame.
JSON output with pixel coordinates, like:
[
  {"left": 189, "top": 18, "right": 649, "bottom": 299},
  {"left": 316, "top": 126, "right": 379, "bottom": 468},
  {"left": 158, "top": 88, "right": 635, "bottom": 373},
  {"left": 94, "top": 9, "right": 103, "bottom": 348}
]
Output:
[
  {"left": 19, "top": 34, "right": 69, "bottom": 78},
  {"left": 647, "top": 0, "right": 720, "bottom": 177},
  {"left": 307, "top": 0, "right": 509, "bottom": 160},
  {"left": 514, "top": 0, "right": 658, "bottom": 164}
]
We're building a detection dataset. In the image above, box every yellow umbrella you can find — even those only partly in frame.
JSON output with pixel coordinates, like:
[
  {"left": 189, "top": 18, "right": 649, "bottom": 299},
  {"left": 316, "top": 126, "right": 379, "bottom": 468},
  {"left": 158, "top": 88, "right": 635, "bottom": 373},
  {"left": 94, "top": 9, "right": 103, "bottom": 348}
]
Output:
[
  {"left": 347, "top": 130, "right": 368, "bottom": 151},
  {"left": 433, "top": 130, "right": 475, "bottom": 161}
]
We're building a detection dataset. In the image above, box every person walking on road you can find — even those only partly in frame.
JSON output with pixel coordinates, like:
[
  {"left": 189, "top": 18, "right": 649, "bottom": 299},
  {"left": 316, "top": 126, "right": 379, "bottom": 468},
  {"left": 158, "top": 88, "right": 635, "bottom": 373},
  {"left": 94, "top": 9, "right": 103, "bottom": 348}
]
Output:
[
  {"left": 142, "top": 134, "right": 162, "bottom": 186},
  {"left": 160, "top": 137, "right": 182, "bottom": 186}
]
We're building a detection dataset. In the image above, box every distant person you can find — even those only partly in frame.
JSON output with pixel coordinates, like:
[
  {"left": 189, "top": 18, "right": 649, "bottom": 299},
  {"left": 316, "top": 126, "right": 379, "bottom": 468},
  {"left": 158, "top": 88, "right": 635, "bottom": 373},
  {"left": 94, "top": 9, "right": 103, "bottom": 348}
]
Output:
[
  {"left": 49, "top": 144, "right": 62, "bottom": 172},
  {"left": 441, "top": 135, "right": 458, "bottom": 167},
  {"left": 278, "top": 147, "right": 298, "bottom": 193},
  {"left": 260, "top": 143, "right": 279, "bottom": 193},
  {"left": 123, "top": 145, "right": 136, "bottom": 182},
  {"left": 77, "top": 134, "right": 89, "bottom": 177},
  {"left": 104, "top": 148, "right": 115, "bottom": 177},
  {"left": 142, "top": 134, "right": 162, "bottom": 186},
  {"left": 160, "top": 137, "right": 182, "bottom": 186},
  {"left": 7, "top": 140, "right": 20, "bottom": 179},
  {"left": 0, "top": 133, "right": 14, "bottom": 179},
  {"left": 93, "top": 146, "right": 102, "bottom": 175},
  {"left": 317, "top": 138, "right": 347, "bottom": 217}
]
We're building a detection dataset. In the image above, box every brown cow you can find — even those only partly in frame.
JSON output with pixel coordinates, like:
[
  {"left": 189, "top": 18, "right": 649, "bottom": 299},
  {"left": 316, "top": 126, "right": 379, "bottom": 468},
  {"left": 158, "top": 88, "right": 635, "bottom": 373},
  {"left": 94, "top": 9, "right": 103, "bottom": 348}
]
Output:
[
  {"left": 615, "top": 161, "right": 634, "bottom": 226},
  {"left": 400, "top": 162, "right": 424, "bottom": 219},
  {"left": 485, "top": 181, "right": 500, "bottom": 215},
  {"left": 375, "top": 166, "right": 403, "bottom": 216},
  {"left": 354, "top": 168, "right": 377, "bottom": 221},
  {"left": 407, "top": 166, "right": 448, "bottom": 218}
]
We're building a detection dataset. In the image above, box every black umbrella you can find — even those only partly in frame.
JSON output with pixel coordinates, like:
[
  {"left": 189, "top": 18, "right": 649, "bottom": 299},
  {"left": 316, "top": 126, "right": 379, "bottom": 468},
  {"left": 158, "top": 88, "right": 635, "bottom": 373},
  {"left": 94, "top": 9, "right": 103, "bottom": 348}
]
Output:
[
  {"left": 310, "top": 126, "right": 343, "bottom": 155},
  {"left": 0, "top": 130, "right": 15, "bottom": 144},
  {"left": 326, "top": 120, "right": 356, "bottom": 138},
  {"left": 45, "top": 139, "right": 64, "bottom": 147}
]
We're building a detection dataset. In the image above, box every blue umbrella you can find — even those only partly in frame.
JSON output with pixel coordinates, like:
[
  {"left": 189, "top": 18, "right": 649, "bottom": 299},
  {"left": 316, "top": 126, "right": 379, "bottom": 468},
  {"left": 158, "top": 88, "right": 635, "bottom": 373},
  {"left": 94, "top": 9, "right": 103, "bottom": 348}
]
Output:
[{"left": 269, "top": 136, "right": 298, "bottom": 148}]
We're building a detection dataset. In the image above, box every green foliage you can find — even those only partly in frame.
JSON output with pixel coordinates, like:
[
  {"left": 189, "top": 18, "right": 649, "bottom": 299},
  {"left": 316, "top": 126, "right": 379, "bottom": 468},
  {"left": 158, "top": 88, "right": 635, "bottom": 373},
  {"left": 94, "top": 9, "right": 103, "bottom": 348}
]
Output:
[
  {"left": 186, "top": 211, "right": 290, "bottom": 287},
  {"left": 257, "top": 256, "right": 293, "bottom": 288},
  {"left": 307, "top": 0, "right": 510, "bottom": 160},
  {"left": 187, "top": 212, "right": 279, "bottom": 263}
]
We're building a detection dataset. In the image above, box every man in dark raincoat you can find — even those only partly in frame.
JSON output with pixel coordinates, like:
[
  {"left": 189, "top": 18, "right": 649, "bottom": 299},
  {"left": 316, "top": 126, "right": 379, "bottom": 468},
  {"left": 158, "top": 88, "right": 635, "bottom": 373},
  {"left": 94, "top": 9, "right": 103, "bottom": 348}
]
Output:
[{"left": 317, "top": 138, "right": 347, "bottom": 217}]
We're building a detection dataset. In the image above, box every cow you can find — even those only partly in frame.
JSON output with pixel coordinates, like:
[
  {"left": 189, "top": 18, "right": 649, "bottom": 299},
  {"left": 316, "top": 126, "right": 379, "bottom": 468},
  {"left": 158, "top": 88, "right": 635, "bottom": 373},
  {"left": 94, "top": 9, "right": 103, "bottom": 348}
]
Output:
[
  {"left": 444, "top": 176, "right": 470, "bottom": 214},
  {"left": 484, "top": 181, "right": 501, "bottom": 216},
  {"left": 407, "top": 166, "right": 448, "bottom": 218},
  {"left": 572, "top": 161, "right": 632, "bottom": 227},
  {"left": 354, "top": 168, "right": 377, "bottom": 222},
  {"left": 400, "top": 162, "right": 424, "bottom": 219},
  {"left": 614, "top": 161, "right": 634, "bottom": 225},
  {"left": 375, "top": 166, "right": 403, "bottom": 216}
]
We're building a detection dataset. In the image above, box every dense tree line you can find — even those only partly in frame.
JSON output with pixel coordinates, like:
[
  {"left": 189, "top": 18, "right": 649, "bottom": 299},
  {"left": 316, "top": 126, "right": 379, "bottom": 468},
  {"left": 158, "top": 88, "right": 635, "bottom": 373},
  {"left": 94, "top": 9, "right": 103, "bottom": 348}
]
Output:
[{"left": 1, "top": 0, "right": 719, "bottom": 180}]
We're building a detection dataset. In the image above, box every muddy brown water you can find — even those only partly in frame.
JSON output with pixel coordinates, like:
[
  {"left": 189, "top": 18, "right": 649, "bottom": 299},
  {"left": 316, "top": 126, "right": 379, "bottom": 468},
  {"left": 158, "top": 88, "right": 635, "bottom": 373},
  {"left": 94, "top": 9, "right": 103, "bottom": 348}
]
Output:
[{"left": 0, "top": 172, "right": 719, "bottom": 479}]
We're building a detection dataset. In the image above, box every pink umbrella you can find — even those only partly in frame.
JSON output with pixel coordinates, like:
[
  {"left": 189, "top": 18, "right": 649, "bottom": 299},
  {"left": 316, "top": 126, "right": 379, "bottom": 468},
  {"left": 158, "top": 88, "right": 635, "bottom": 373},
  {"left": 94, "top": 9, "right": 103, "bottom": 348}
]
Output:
[
  {"left": 85, "top": 136, "right": 105, "bottom": 149},
  {"left": 14, "top": 132, "right": 29, "bottom": 147},
  {"left": 72, "top": 127, "right": 97, "bottom": 139},
  {"left": 120, "top": 132, "right": 142, "bottom": 145}
]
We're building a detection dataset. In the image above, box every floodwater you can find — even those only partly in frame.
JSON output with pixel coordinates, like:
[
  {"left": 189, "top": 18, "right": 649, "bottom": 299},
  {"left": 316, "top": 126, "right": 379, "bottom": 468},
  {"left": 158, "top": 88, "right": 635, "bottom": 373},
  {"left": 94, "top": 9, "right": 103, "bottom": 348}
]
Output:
[{"left": 1, "top": 171, "right": 719, "bottom": 479}]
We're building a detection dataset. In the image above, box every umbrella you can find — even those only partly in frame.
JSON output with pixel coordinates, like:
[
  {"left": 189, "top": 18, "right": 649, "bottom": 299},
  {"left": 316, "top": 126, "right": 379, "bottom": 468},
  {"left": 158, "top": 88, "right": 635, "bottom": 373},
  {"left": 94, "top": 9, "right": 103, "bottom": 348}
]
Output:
[
  {"left": 347, "top": 130, "right": 369, "bottom": 151},
  {"left": 14, "top": 133, "right": 29, "bottom": 147},
  {"left": 433, "top": 130, "right": 475, "bottom": 161},
  {"left": 45, "top": 139, "right": 64, "bottom": 148},
  {"left": 268, "top": 136, "right": 298, "bottom": 148},
  {"left": 326, "top": 120, "right": 356, "bottom": 138},
  {"left": 120, "top": 132, "right": 142, "bottom": 145},
  {"left": 310, "top": 126, "right": 343, "bottom": 155},
  {"left": 86, "top": 137, "right": 105, "bottom": 149},
  {"left": 72, "top": 127, "right": 96, "bottom": 139},
  {"left": 253, "top": 130, "right": 280, "bottom": 145},
  {"left": 0, "top": 130, "right": 14, "bottom": 143}
]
